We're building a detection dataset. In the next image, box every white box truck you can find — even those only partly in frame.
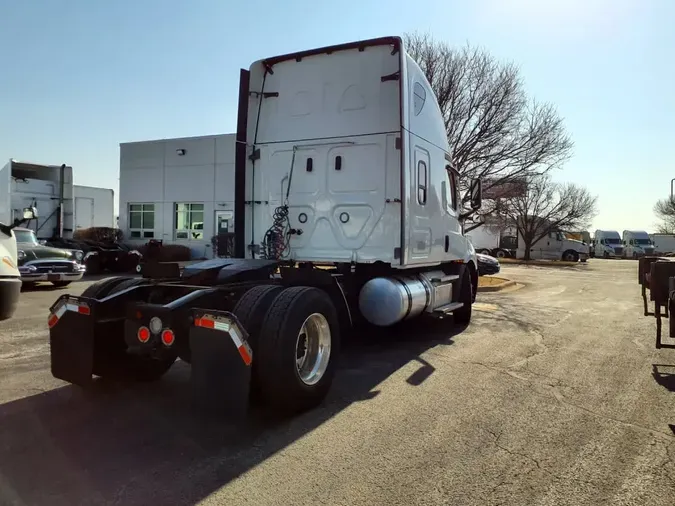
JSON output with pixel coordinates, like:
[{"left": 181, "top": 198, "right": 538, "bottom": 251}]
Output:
[
  {"left": 592, "top": 230, "right": 623, "bottom": 258},
  {"left": 46, "top": 36, "right": 484, "bottom": 417},
  {"left": 0, "top": 160, "right": 115, "bottom": 240},
  {"left": 622, "top": 230, "right": 654, "bottom": 258}
]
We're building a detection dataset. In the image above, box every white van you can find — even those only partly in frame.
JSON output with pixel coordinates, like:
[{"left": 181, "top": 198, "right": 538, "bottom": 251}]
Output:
[
  {"left": 593, "top": 230, "right": 623, "bottom": 258},
  {"left": 622, "top": 230, "right": 654, "bottom": 258}
]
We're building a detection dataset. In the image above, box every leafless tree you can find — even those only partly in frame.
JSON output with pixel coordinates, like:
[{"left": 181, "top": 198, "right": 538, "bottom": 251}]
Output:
[
  {"left": 653, "top": 198, "right": 675, "bottom": 233},
  {"left": 495, "top": 175, "right": 598, "bottom": 260},
  {"left": 404, "top": 32, "right": 574, "bottom": 205}
]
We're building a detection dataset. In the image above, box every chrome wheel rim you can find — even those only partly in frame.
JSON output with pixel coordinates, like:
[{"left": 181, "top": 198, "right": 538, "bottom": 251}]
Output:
[{"left": 295, "top": 313, "right": 331, "bottom": 386}]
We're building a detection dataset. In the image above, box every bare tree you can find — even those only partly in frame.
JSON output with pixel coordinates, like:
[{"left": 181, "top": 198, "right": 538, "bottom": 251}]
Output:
[
  {"left": 654, "top": 198, "right": 675, "bottom": 233},
  {"left": 495, "top": 175, "right": 598, "bottom": 260},
  {"left": 404, "top": 32, "right": 574, "bottom": 204}
]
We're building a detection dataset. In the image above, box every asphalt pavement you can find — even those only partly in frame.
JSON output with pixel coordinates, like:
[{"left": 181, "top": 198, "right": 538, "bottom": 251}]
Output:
[{"left": 0, "top": 260, "right": 673, "bottom": 506}]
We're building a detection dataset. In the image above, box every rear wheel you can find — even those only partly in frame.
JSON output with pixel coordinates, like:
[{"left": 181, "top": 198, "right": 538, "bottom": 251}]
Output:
[
  {"left": 88, "top": 277, "right": 176, "bottom": 382},
  {"left": 562, "top": 250, "right": 579, "bottom": 262},
  {"left": 256, "top": 286, "right": 340, "bottom": 414},
  {"left": 232, "top": 284, "right": 284, "bottom": 399},
  {"left": 494, "top": 249, "right": 507, "bottom": 259}
]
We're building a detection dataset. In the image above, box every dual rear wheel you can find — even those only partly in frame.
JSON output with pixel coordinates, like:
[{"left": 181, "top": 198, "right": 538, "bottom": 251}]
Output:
[{"left": 232, "top": 285, "right": 340, "bottom": 414}]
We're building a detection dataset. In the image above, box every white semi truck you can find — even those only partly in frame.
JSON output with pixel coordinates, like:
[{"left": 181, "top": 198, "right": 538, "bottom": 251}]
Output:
[
  {"left": 46, "top": 36, "right": 483, "bottom": 417},
  {"left": 592, "top": 230, "right": 623, "bottom": 258},
  {"left": 622, "top": 230, "right": 654, "bottom": 259},
  {"left": 0, "top": 160, "right": 114, "bottom": 240}
]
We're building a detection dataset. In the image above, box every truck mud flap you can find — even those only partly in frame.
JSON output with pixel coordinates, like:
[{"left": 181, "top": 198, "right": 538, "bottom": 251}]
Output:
[
  {"left": 189, "top": 309, "right": 253, "bottom": 420},
  {"left": 48, "top": 295, "right": 97, "bottom": 386}
]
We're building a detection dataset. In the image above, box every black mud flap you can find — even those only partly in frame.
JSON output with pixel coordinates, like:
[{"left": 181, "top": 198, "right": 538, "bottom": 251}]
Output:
[
  {"left": 48, "top": 295, "right": 97, "bottom": 386},
  {"left": 189, "top": 309, "right": 253, "bottom": 420}
]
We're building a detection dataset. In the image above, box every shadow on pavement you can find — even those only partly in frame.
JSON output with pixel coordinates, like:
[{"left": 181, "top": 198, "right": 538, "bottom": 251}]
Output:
[
  {"left": 652, "top": 364, "right": 675, "bottom": 392},
  {"left": 0, "top": 317, "right": 463, "bottom": 506}
]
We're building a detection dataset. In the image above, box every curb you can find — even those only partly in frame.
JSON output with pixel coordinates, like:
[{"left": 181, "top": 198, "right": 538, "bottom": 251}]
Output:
[
  {"left": 499, "top": 259, "right": 582, "bottom": 267},
  {"left": 477, "top": 279, "right": 517, "bottom": 293}
]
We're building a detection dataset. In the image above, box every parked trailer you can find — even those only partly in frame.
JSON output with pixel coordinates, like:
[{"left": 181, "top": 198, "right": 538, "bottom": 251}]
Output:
[
  {"left": 0, "top": 160, "right": 115, "bottom": 240},
  {"left": 47, "top": 36, "right": 483, "bottom": 417},
  {"left": 464, "top": 223, "right": 516, "bottom": 258},
  {"left": 649, "top": 234, "right": 675, "bottom": 256},
  {"left": 73, "top": 185, "right": 115, "bottom": 230}
]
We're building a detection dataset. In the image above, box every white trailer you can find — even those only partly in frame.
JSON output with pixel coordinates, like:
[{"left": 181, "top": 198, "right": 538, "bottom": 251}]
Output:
[
  {"left": 73, "top": 185, "right": 115, "bottom": 230},
  {"left": 649, "top": 234, "right": 675, "bottom": 256},
  {"left": 0, "top": 159, "right": 115, "bottom": 240}
]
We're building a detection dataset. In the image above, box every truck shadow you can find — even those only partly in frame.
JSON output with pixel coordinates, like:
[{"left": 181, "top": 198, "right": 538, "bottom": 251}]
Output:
[{"left": 0, "top": 317, "right": 462, "bottom": 506}]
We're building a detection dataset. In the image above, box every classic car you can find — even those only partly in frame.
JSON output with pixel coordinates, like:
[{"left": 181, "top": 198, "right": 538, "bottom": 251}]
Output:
[{"left": 14, "top": 227, "right": 87, "bottom": 287}]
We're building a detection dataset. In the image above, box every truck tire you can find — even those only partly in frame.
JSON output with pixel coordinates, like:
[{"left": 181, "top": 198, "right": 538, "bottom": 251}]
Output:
[
  {"left": 232, "top": 285, "right": 284, "bottom": 351},
  {"left": 232, "top": 284, "right": 285, "bottom": 398},
  {"left": 256, "top": 286, "right": 340, "bottom": 414},
  {"left": 494, "top": 249, "right": 507, "bottom": 259},
  {"left": 562, "top": 250, "right": 579, "bottom": 262},
  {"left": 452, "top": 268, "right": 473, "bottom": 325},
  {"left": 89, "top": 277, "right": 176, "bottom": 382}
]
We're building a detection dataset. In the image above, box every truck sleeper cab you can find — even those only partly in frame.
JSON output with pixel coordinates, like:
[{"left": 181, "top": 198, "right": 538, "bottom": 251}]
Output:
[
  {"left": 622, "top": 230, "right": 654, "bottom": 259},
  {"left": 47, "top": 36, "right": 482, "bottom": 417},
  {"left": 593, "top": 230, "right": 623, "bottom": 259}
]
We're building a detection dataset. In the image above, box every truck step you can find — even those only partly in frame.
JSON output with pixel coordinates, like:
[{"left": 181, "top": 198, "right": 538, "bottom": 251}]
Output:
[
  {"left": 429, "top": 274, "right": 460, "bottom": 283},
  {"left": 432, "top": 301, "right": 464, "bottom": 316}
]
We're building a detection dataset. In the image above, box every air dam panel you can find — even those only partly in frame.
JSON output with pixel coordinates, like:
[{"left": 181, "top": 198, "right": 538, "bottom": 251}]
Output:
[{"left": 358, "top": 270, "right": 454, "bottom": 327}]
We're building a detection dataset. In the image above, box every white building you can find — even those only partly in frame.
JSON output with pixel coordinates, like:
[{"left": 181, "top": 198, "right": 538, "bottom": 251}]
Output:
[{"left": 118, "top": 133, "right": 235, "bottom": 258}]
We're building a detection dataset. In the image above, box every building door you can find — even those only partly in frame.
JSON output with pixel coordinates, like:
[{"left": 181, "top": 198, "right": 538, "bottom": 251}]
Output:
[{"left": 214, "top": 211, "right": 234, "bottom": 258}]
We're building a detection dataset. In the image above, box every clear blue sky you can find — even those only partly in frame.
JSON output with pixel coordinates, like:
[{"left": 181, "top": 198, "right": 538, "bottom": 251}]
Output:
[{"left": 1, "top": 0, "right": 672, "bottom": 232}]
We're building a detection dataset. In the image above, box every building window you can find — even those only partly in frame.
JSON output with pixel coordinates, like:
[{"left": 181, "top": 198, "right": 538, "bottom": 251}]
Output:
[
  {"left": 175, "top": 203, "right": 204, "bottom": 240},
  {"left": 128, "top": 203, "right": 155, "bottom": 239},
  {"left": 417, "top": 160, "right": 428, "bottom": 205}
]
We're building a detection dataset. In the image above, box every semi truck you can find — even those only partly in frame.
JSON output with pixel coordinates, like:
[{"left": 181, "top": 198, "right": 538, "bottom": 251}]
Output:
[
  {"left": 592, "top": 230, "right": 623, "bottom": 258},
  {"left": 0, "top": 160, "right": 114, "bottom": 240},
  {"left": 0, "top": 206, "right": 38, "bottom": 320},
  {"left": 622, "top": 230, "right": 654, "bottom": 259},
  {"left": 46, "top": 36, "right": 483, "bottom": 416}
]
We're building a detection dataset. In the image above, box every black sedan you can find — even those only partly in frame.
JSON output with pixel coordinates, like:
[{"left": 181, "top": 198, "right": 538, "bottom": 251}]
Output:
[{"left": 476, "top": 253, "right": 500, "bottom": 276}]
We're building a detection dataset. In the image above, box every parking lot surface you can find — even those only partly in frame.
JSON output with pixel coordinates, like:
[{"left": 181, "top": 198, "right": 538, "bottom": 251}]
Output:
[{"left": 0, "top": 260, "right": 674, "bottom": 506}]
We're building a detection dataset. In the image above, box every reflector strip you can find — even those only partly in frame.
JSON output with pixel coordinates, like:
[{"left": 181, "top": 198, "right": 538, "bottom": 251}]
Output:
[
  {"left": 194, "top": 316, "right": 252, "bottom": 366},
  {"left": 47, "top": 301, "right": 90, "bottom": 328}
]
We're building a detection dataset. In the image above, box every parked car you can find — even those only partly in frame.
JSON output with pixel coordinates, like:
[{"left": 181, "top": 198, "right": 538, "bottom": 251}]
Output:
[
  {"left": 476, "top": 253, "right": 501, "bottom": 276},
  {"left": 13, "top": 227, "right": 87, "bottom": 287}
]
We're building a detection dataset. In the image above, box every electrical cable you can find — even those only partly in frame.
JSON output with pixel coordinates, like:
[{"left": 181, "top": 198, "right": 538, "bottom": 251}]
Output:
[{"left": 261, "top": 147, "right": 297, "bottom": 260}]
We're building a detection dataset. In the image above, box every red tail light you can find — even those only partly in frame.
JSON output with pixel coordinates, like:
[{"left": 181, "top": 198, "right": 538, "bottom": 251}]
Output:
[
  {"left": 137, "top": 326, "right": 150, "bottom": 343},
  {"left": 161, "top": 329, "right": 175, "bottom": 346}
]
